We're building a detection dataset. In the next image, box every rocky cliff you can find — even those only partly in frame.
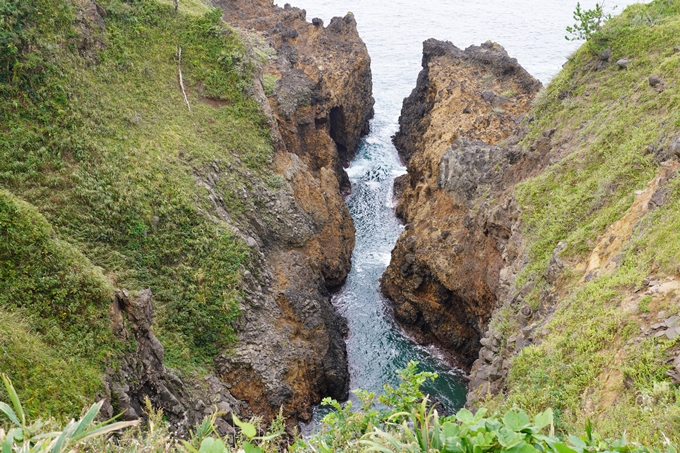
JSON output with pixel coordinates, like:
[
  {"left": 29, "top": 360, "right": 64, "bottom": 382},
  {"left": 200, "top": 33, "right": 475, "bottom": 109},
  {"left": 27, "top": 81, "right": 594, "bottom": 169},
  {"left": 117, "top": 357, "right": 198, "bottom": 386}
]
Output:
[
  {"left": 380, "top": 40, "right": 541, "bottom": 368},
  {"left": 210, "top": 0, "right": 373, "bottom": 425},
  {"left": 383, "top": 2, "right": 680, "bottom": 441},
  {"left": 105, "top": 0, "right": 375, "bottom": 429},
  {"left": 0, "top": 0, "right": 373, "bottom": 434}
]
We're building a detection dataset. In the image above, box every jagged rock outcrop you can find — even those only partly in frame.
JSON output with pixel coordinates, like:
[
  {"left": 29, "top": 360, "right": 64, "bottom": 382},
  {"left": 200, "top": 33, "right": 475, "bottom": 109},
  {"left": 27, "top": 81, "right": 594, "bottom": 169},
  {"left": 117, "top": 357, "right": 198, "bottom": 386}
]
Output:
[
  {"left": 106, "top": 0, "right": 374, "bottom": 430},
  {"left": 221, "top": 0, "right": 374, "bottom": 197},
  {"left": 380, "top": 40, "right": 541, "bottom": 368},
  {"left": 203, "top": 0, "right": 374, "bottom": 425},
  {"left": 105, "top": 290, "right": 241, "bottom": 436}
]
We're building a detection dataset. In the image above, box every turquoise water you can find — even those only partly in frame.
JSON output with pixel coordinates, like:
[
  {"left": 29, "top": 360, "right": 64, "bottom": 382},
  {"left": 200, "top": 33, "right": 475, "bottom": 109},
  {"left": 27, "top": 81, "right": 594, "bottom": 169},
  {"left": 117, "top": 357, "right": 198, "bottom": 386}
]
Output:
[{"left": 277, "top": 0, "right": 646, "bottom": 426}]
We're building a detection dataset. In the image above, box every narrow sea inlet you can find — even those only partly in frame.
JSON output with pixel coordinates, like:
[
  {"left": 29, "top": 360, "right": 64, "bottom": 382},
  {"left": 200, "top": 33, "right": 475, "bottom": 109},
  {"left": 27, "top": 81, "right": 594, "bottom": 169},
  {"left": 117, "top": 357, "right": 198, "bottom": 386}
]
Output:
[{"left": 276, "top": 0, "right": 646, "bottom": 423}]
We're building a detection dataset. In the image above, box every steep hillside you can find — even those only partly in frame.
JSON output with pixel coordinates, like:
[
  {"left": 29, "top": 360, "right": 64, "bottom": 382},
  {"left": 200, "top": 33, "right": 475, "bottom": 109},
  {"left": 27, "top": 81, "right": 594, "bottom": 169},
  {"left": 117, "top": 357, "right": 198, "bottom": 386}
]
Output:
[
  {"left": 384, "top": 0, "right": 680, "bottom": 444},
  {"left": 0, "top": 0, "right": 372, "bottom": 430}
]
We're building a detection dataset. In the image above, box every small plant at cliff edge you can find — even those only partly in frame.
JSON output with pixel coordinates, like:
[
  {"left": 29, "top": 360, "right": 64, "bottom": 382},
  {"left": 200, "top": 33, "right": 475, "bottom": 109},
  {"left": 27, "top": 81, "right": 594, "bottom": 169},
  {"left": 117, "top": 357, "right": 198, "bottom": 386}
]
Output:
[
  {"left": 565, "top": 2, "right": 613, "bottom": 41},
  {"left": 0, "top": 374, "right": 139, "bottom": 452},
  {"left": 638, "top": 295, "right": 652, "bottom": 313},
  {"left": 263, "top": 73, "right": 279, "bottom": 96}
]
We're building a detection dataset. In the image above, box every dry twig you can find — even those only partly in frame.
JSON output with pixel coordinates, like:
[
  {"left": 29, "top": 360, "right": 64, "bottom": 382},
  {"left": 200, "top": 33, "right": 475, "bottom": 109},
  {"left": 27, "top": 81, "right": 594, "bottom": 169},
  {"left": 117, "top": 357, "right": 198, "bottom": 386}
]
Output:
[{"left": 177, "top": 46, "right": 191, "bottom": 111}]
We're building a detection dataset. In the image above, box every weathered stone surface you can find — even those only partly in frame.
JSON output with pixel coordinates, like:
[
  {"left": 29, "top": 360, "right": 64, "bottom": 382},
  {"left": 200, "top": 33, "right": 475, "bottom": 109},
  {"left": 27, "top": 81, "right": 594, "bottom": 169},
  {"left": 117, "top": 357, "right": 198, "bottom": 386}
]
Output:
[
  {"left": 207, "top": 0, "right": 374, "bottom": 426},
  {"left": 392, "top": 39, "right": 540, "bottom": 164},
  {"left": 668, "top": 353, "right": 680, "bottom": 383},
  {"left": 598, "top": 48, "right": 612, "bottom": 61},
  {"left": 649, "top": 75, "right": 664, "bottom": 87},
  {"left": 108, "top": 0, "right": 374, "bottom": 431},
  {"left": 380, "top": 39, "right": 541, "bottom": 369},
  {"left": 105, "top": 290, "right": 242, "bottom": 436}
]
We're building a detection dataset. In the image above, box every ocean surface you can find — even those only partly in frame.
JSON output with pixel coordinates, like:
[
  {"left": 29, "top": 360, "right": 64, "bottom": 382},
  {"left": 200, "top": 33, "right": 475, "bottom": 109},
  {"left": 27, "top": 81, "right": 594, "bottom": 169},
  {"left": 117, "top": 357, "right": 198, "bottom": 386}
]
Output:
[{"left": 273, "top": 0, "right": 646, "bottom": 427}]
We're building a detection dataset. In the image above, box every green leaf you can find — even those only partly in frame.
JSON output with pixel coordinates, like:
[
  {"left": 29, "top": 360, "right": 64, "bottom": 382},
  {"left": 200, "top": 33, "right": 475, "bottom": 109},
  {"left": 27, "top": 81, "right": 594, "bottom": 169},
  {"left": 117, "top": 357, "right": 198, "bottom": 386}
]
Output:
[
  {"left": 72, "top": 401, "right": 103, "bottom": 439},
  {"left": 443, "top": 436, "right": 464, "bottom": 453},
  {"left": 473, "top": 408, "right": 488, "bottom": 421},
  {"left": 568, "top": 435, "right": 587, "bottom": 451},
  {"left": 11, "top": 428, "right": 22, "bottom": 442},
  {"left": 554, "top": 442, "right": 579, "bottom": 453},
  {"left": 485, "top": 419, "right": 503, "bottom": 432},
  {"left": 243, "top": 441, "right": 263, "bottom": 453},
  {"left": 1, "top": 375, "right": 25, "bottom": 427},
  {"left": 232, "top": 414, "right": 257, "bottom": 438},
  {"left": 253, "top": 433, "right": 279, "bottom": 442},
  {"left": 442, "top": 422, "right": 460, "bottom": 438},
  {"left": 503, "top": 410, "right": 530, "bottom": 431},
  {"left": 498, "top": 427, "right": 523, "bottom": 448},
  {"left": 471, "top": 432, "right": 494, "bottom": 448},
  {"left": 505, "top": 441, "right": 540, "bottom": 453},
  {"left": 534, "top": 434, "right": 559, "bottom": 447},
  {"left": 456, "top": 408, "right": 475, "bottom": 423},
  {"left": 180, "top": 440, "right": 201, "bottom": 453},
  {"left": 51, "top": 420, "right": 78, "bottom": 453},
  {"left": 199, "top": 437, "right": 226, "bottom": 453},
  {"left": 77, "top": 420, "right": 140, "bottom": 442},
  {"left": 533, "top": 409, "right": 553, "bottom": 431},
  {"left": 0, "top": 403, "right": 20, "bottom": 427}
]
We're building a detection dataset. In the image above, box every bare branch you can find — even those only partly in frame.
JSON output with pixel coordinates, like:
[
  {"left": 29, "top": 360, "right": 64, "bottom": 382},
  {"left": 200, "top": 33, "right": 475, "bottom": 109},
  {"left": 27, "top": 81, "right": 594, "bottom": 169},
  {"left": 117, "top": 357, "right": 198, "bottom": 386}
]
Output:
[{"left": 177, "top": 46, "right": 191, "bottom": 111}]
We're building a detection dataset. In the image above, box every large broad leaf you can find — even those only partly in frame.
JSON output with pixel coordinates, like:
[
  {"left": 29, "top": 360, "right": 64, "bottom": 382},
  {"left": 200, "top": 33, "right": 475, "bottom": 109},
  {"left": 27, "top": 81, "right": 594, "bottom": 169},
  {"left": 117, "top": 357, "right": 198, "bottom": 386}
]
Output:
[
  {"left": 497, "top": 427, "right": 524, "bottom": 448},
  {"left": 503, "top": 410, "right": 530, "bottom": 431},
  {"left": 443, "top": 435, "right": 464, "bottom": 453},
  {"left": 242, "top": 442, "right": 263, "bottom": 453},
  {"left": 456, "top": 408, "right": 475, "bottom": 424},
  {"left": 485, "top": 419, "right": 503, "bottom": 432},
  {"left": 568, "top": 435, "right": 587, "bottom": 452},
  {"left": 534, "top": 434, "right": 559, "bottom": 447},
  {"left": 554, "top": 442, "right": 580, "bottom": 453},
  {"left": 232, "top": 414, "right": 257, "bottom": 439},
  {"left": 505, "top": 441, "right": 540, "bottom": 453},
  {"left": 533, "top": 409, "right": 553, "bottom": 431},
  {"left": 199, "top": 438, "right": 226, "bottom": 453},
  {"left": 470, "top": 431, "right": 495, "bottom": 448},
  {"left": 442, "top": 422, "right": 461, "bottom": 438}
]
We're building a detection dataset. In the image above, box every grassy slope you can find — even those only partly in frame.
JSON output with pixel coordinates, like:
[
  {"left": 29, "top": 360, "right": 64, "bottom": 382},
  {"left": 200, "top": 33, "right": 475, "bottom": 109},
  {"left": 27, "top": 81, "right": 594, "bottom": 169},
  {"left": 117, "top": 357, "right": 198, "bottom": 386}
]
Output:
[
  {"left": 0, "top": 0, "right": 278, "bottom": 420},
  {"left": 485, "top": 0, "right": 680, "bottom": 445},
  {"left": 0, "top": 189, "right": 113, "bottom": 417}
]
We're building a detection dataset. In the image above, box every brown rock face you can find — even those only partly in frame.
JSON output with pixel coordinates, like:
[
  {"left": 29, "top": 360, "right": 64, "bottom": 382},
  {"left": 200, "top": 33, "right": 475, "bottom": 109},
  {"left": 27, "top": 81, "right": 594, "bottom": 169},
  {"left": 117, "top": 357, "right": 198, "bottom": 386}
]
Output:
[
  {"left": 222, "top": 0, "right": 373, "bottom": 196},
  {"left": 208, "top": 0, "right": 374, "bottom": 425},
  {"left": 99, "top": 0, "right": 374, "bottom": 430},
  {"left": 380, "top": 40, "right": 541, "bottom": 369},
  {"left": 106, "top": 290, "right": 242, "bottom": 437}
]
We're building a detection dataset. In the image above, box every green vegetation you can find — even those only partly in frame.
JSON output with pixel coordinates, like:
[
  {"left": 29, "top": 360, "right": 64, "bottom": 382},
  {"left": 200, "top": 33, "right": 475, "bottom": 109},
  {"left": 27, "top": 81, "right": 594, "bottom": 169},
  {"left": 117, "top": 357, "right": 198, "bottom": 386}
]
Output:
[
  {"left": 482, "top": 0, "right": 680, "bottom": 446},
  {"left": 263, "top": 73, "right": 280, "bottom": 97},
  {"left": 0, "top": 373, "right": 139, "bottom": 452},
  {"left": 292, "top": 364, "right": 674, "bottom": 453},
  {"left": 0, "top": 371, "right": 287, "bottom": 453},
  {"left": 566, "top": 3, "right": 614, "bottom": 41},
  {"left": 0, "top": 0, "right": 279, "bottom": 421},
  {"left": 3, "top": 364, "right": 673, "bottom": 453},
  {"left": 2, "top": 0, "right": 680, "bottom": 447},
  {"left": 638, "top": 295, "right": 653, "bottom": 313},
  {"left": 0, "top": 190, "right": 112, "bottom": 417}
]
